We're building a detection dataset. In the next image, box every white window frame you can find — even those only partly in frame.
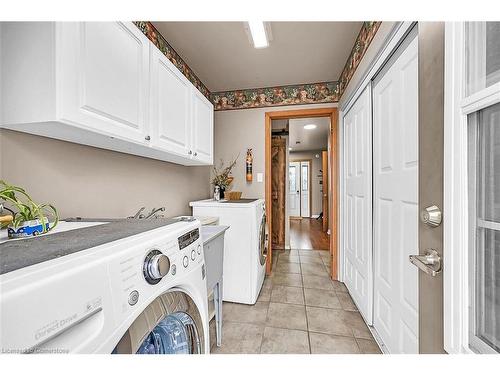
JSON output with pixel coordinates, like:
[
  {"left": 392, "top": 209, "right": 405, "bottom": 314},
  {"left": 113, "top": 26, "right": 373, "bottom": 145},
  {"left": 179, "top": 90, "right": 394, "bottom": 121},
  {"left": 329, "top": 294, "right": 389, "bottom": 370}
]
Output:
[{"left": 444, "top": 21, "right": 500, "bottom": 354}]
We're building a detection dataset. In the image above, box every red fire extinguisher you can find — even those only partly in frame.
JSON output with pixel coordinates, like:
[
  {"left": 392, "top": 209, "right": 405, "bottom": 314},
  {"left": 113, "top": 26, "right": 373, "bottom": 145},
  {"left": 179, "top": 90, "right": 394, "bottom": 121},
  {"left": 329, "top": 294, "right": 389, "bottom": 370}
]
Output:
[{"left": 246, "top": 148, "right": 253, "bottom": 182}]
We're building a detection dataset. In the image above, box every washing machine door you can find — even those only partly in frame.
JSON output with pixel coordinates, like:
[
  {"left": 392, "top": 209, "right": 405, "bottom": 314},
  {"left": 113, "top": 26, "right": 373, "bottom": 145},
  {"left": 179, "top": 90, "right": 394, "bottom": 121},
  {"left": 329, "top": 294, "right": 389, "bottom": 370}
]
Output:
[
  {"left": 136, "top": 312, "right": 200, "bottom": 354},
  {"left": 113, "top": 291, "right": 204, "bottom": 354},
  {"left": 258, "top": 213, "right": 269, "bottom": 266}
]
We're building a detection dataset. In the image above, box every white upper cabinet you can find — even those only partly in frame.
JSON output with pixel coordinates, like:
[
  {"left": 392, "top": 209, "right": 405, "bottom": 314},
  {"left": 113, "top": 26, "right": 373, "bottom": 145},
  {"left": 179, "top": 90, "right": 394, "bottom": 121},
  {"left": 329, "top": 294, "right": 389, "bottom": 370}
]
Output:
[
  {"left": 149, "top": 46, "right": 192, "bottom": 158},
  {"left": 0, "top": 22, "right": 214, "bottom": 166},
  {"left": 58, "top": 22, "right": 150, "bottom": 144},
  {"left": 192, "top": 87, "right": 214, "bottom": 164}
]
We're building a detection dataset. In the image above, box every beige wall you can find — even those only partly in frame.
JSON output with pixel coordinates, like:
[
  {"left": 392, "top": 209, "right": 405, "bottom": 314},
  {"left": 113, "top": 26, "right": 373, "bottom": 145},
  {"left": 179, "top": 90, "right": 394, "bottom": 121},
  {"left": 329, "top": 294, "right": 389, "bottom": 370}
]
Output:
[
  {"left": 214, "top": 103, "right": 336, "bottom": 199},
  {"left": 290, "top": 150, "right": 325, "bottom": 216},
  {"left": 0, "top": 130, "right": 211, "bottom": 219}
]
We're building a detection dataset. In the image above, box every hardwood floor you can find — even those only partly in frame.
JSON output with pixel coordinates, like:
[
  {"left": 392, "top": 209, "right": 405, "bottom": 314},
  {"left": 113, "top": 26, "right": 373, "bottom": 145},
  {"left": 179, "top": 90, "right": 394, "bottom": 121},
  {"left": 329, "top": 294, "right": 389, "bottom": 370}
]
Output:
[{"left": 290, "top": 218, "right": 329, "bottom": 250}]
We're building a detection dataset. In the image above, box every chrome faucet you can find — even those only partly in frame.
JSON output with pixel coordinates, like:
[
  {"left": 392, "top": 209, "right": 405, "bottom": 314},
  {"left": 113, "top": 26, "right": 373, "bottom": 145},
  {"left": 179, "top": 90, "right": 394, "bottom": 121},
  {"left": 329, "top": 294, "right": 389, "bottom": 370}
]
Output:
[
  {"left": 129, "top": 207, "right": 146, "bottom": 219},
  {"left": 144, "top": 207, "right": 166, "bottom": 219}
]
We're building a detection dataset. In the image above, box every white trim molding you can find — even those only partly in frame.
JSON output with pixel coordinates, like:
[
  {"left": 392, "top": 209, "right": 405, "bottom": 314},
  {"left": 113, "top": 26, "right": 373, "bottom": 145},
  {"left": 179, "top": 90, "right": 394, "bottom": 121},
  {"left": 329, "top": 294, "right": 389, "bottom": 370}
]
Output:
[{"left": 444, "top": 21, "right": 500, "bottom": 354}]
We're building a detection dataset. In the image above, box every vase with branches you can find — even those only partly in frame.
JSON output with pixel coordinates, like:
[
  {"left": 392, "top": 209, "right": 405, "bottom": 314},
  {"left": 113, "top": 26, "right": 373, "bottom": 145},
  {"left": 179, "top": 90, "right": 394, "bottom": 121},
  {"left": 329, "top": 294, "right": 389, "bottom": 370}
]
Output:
[
  {"left": 0, "top": 180, "right": 58, "bottom": 238},
  {"left": 211, "top": 155, "right": 239, "bottom": 198}
]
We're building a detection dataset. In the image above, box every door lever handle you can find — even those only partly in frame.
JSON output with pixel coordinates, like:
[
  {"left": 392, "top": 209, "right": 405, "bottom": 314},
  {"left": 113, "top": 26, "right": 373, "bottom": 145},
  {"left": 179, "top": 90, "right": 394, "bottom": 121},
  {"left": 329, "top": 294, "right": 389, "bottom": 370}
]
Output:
[{"left": 409, "top": 249, "right": 442, "bottom": 277}]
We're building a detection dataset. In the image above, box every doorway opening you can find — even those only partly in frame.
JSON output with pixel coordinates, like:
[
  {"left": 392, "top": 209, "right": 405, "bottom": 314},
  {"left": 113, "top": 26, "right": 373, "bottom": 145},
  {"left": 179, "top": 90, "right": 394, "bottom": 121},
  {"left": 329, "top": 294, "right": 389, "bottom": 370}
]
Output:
[{"left": 265, "top": 108, "right": 338, "bottom": 280}]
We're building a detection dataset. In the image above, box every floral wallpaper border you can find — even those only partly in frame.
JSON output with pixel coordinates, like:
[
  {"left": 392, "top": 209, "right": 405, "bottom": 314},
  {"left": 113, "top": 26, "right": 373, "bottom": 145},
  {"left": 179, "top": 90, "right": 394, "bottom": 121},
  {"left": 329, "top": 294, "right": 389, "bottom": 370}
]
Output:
[
  {"left": 135, "top": 21, "right": 381, "bottom": 111},
  {"left": 336, "top": 21, "right": 382, "bottom": 99},
  {"left": 134, "top": 21, "right": 211, "bottom": 99},
  {"left": 210, "top": 81, "right": 340, "bottom": 111},
  {"left": 209, "top": 21, "right": 381, "bottom": 111}
]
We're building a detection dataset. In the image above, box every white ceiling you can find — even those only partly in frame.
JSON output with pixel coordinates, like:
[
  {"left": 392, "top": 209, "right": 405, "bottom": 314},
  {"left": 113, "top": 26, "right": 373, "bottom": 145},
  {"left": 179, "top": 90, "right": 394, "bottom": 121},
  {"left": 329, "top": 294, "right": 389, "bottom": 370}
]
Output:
[
  {"left": 152, "top": 22, "right": 362, "bottom": 92},
  {"left": 288, "top": 117, "right": 330, "bottom": 152}
]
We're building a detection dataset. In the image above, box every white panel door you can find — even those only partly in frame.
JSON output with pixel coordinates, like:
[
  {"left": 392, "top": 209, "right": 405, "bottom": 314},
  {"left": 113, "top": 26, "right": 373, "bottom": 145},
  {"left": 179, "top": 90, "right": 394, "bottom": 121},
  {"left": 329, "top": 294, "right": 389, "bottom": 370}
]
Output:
[
  {"left": 342, "top": 86, "right": 373, "bottom": 324},
  {"left": 289, "top": 162, "right": 301, "bottom": 217},
  {"left": 372, "top": 35, "right": 419, "bottom": 353},
  {"left": 192, "top": 87, "right": 214, "bottom": 164},
  {"left": 300, "top": 161, "right": 310, "bottom": 217},
  {"left": 59, "top": 22, "right": 149, "bottom": 143},
  {"left": 149, "top": 45, "right": 192, "bottom": 158}
]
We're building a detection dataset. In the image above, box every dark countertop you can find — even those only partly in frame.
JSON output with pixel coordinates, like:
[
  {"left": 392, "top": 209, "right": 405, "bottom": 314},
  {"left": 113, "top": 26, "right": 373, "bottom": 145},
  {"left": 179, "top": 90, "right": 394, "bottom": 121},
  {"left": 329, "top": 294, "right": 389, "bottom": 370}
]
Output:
[{"left": 0, "top": 218, "right": 181, "bottom": 275}]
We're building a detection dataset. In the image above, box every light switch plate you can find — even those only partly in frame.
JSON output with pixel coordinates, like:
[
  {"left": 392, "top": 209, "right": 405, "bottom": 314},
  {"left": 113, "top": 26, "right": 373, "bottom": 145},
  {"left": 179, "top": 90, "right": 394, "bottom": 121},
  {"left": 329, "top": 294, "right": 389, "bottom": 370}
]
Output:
[{"left": 257, "top": 173, "right": 263, "bottom": 182}]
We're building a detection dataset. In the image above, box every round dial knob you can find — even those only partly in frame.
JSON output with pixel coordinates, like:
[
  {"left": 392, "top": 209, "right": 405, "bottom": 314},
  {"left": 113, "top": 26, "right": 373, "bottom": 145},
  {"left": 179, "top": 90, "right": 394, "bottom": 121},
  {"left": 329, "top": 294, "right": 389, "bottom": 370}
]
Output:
[
  {"left": 191, "top": 250, "right": 196, "bottom": 261},
  {"left": 197, "top": 244, "right": 202, "bottom": 255},
  {"left": 143, "top": 250, "right": 170, "bottom": 285}
]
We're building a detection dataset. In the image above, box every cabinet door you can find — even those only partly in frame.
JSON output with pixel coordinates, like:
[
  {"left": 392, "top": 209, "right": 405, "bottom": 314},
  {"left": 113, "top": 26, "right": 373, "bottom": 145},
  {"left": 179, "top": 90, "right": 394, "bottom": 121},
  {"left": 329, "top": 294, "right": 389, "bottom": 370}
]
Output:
[
  {"left": 149, "top": 46, "right": 192, "bottom": 158},
  {"left": 191, "top": 88, "right": 214, "bottom": 164},
  {"left": 58, "top": 22, "right": 149, "bottom": 143}
]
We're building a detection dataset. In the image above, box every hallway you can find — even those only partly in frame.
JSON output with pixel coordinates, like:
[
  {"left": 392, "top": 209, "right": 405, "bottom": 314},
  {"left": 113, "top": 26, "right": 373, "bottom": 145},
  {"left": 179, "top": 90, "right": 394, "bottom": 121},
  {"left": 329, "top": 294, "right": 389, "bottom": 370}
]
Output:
[
  {"left": 290, "top": 218, "right": 329, "bottom": 250},
  {"left": 211, "top": 249, "right": 380, "bottom": 354}
]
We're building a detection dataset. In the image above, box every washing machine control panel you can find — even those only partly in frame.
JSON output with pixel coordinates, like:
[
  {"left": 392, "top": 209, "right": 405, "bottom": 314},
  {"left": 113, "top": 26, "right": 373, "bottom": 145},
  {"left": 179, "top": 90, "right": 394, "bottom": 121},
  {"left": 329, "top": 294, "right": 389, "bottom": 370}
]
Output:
[{"left": 109, "top": 223, "right": 204, "bottom": 320}]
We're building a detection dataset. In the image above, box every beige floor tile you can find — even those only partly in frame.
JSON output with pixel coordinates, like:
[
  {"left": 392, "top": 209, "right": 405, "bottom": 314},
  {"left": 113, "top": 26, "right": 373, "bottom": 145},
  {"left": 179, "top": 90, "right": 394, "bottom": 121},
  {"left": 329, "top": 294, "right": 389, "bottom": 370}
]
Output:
[
  {"left": 299, "top": 255, "right": 324, "bottom": 265},
  {"left": 356, "top": 338, "right": 382, "bottom": 354},
  {"left": 272, "top": 272, "right": 303, "bottom": 287},
  {"left": 266, "top": 302, "right": 308, "bottom": 330},
  {"left": 263, "top": 277, "right": 273, "bottom": 289},
  {"left": 332, "top": 280, "right": 349, "bottom": 293},
  {"left": 298, "top": 250, "right": 321, "bottom": 257},
  {"left": 286, "top": 250, "right": 299, "bottom": 257},
  {"left": 223, "top": 301, "right": 269, "bottom": 325},
  {"left": 211, "top": 322, "right": 264, "bottom": 354},
  {"left": 257, "top": 286, "right": 271, "bottom": 302},
  {"left": 260, "top": 327, "right": 310, "bottom": 354},
  {"left": 337, "top": 292, "right": 358, "bottom": 311},
  {"left": 343, "top": 311, "right": 373, "bottom": 339},
  {"left": 309, "top": 332, "right": 360, "bottom": 354},
  {"left": 302, "top": 274, "right": 334, "bottom": 290},
  {"left": 270, "top": 285, "right": 305, "bottom": 305},
  {"left": 306, "top": 306, "right": 353, "bottom": 336},
  {"left": 300, "top": 263, "right": 329, "bottom": 276},
  {"left": 274, "top": 262, "right": 301, "bottom": 274},
  {"left": 278, "top": 254, "right": 300, "bottom": 264},
  {"left": 304, "top": 288, "right": 342, "bottom": 309}
]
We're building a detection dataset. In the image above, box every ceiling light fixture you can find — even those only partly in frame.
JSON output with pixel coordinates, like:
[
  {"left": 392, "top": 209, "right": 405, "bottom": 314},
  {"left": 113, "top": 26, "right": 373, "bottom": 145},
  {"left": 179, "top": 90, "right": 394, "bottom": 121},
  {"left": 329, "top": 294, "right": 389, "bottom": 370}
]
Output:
[
  {"left": 247, "top": 21, "right": 269, "bottom": 49},
  {"left": 304, "top": 124, "right": 317, "bottom": 130}
]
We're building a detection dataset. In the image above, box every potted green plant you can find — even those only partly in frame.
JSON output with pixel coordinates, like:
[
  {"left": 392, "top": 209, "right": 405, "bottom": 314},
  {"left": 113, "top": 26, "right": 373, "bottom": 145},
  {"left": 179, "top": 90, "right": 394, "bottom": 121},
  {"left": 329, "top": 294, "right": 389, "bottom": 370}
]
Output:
[
  {"left": 211, "top": 156, "right": 238, "bottom": 199},
  {"left": 0, "top": 180, "right": 58, "bottom": 238}
]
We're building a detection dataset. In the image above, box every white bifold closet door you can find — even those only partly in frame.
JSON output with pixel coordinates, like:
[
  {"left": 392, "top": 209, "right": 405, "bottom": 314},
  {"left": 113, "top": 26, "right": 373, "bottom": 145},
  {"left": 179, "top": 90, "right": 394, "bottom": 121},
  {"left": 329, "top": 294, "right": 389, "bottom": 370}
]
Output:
[
  {"left": 343, "top": 86, "right": 373, "bottom": 324},
  {"left": 372, "top": 34, "right": 419, "bottom": 353}
]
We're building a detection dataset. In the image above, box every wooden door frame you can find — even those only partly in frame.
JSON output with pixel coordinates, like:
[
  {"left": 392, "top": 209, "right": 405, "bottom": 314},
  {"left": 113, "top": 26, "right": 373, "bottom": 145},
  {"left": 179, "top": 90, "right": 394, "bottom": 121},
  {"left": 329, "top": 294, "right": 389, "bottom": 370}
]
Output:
[
  {"left": 287, "top": 158, "right": 313, "bottom": 219},
  {"left": 265, "top": 107, "right": 339, "bottom": 280}
]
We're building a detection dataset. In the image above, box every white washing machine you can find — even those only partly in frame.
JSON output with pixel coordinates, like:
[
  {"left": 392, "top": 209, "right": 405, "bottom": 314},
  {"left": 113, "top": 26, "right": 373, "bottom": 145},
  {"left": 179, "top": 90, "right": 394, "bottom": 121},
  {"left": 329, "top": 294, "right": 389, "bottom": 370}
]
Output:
[
  {"left": 0, "top": 219, "right": 209, "bottom": 354},
  {"left": 190, "top": 199, "right": 268, "bottom": 305}
]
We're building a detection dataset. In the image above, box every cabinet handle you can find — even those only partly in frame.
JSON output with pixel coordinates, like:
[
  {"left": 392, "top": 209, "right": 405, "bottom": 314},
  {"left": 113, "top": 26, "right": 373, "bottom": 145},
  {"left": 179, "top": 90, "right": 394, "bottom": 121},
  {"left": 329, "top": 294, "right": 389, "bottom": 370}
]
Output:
[
  {"left": 145, "top": 135, "right": 151, "bottom": 141},
  {"left": 188, "top": 150, "right": 193, "bottom": 155}
]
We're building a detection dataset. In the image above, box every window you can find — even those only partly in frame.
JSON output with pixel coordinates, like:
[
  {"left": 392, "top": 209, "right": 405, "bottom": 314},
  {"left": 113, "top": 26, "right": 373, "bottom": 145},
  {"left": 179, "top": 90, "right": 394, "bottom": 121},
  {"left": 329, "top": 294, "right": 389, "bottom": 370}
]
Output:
[
  {"left": 466, "top": 22, "right": 500, "bottom": 96},
  {"left": 468, "top": 100, "right": 500, "bottom": 354},
  {"left": 301, "top": 164, "right": 309, "bottom": 191},
  {"left": 289, "top": 165, "right": 297, "bottom": 193}
]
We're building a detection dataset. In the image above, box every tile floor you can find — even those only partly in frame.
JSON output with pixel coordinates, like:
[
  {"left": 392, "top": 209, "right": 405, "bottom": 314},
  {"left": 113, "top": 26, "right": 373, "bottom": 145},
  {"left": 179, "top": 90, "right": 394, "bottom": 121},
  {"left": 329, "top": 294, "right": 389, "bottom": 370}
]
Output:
[{"left": 210, "top": 249, "right": 382, "bottom": 354}]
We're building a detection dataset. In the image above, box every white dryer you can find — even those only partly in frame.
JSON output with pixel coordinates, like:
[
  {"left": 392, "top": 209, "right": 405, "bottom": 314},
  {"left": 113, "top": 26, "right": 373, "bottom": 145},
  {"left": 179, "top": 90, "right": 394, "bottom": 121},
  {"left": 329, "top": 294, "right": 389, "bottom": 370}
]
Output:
[
  {"left": 0, "top": 219, "right": 209, "bottom": 354},
  {"left": 190, "top": 199, "right": 268, "bottom": 305}
]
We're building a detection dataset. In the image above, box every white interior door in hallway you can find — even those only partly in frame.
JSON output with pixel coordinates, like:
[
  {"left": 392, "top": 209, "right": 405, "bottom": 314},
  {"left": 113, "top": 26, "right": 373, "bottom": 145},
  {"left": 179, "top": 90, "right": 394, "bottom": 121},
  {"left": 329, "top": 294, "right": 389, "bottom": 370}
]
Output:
[
  {"left": 343, "top": 86, "right": 373, "bottom": 325},
  {"left": 289, "top": 161, "right": 301, "bottom": 217},
  {"left": 372, "top": 34, "right": 419, "bottom": 354},
  {"left": 288, "top": 161, "right": 311, "bottom": 217}
]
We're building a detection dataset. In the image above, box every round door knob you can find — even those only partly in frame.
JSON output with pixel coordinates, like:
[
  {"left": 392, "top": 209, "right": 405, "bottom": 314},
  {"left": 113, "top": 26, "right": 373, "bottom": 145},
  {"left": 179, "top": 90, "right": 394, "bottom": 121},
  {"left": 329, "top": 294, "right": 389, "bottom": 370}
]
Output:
[
  {"left": 420, "top": 205, "right": 442, "bottom": 227},
  {"left": 143, "top": 250, "right": 170, "bottom": 284}
]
